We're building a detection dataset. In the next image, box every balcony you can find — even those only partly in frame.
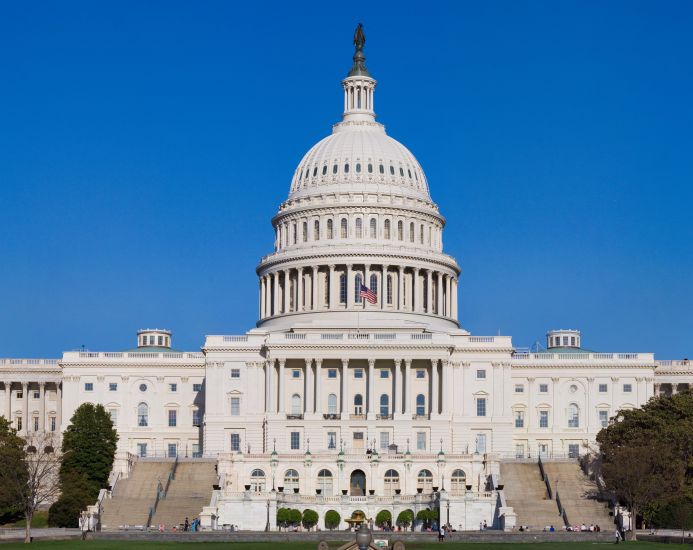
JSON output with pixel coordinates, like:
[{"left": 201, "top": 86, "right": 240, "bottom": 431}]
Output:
[
  {"left": 286, "top": 414, "right": 304, "bottom": 420},
  {"left": 376, "top": 414, "right": 393, "bottom": 420},
  {"left": 323, "top": 413, "right": 341, "bottom": 420}
]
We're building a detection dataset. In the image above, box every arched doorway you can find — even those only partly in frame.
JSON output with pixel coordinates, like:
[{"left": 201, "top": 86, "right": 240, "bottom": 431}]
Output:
[{"left": 350, "top": 469, "right": 366, "bottom": 496}]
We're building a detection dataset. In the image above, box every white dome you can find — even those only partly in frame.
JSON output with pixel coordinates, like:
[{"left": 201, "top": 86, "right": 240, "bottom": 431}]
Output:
[{"left": 288, "top": 120, "right": 431, "bottom": 203}]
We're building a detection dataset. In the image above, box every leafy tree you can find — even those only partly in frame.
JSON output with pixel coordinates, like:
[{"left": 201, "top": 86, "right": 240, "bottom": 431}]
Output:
[
  {"left": 324, "top": 509, "right": 341, "bottom": 530},
  {"left": 302, "top": 509, "right": 319, "bottom": 530},
  {"left": 375, "top": 510, "right": 392, "bottom": 528},
  {"left": 288, "top": 508, "right": 302, "bottom": 527},
  {"left": 276, "top": 507, "right": 289, "bottom": 530},
  {"left": 48, "top": 404, "right": 117, "bottom": 528},
  {"left": 396, "top": 509, "right": 414, "bottom": 529}
]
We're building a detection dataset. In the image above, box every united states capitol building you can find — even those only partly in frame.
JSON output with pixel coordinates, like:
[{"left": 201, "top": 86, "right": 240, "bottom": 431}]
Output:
[{"left": 2, "top": 27, "right": 691, "bottom": 531}]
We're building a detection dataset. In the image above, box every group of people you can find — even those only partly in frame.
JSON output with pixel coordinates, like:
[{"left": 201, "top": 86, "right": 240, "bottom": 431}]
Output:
[
  {"left": 157, "top": 516, "right": 201, "bottom": 532},
  {"left": 565, "top": 523, "right": 602, "bottom": 532},
  {"left": 437, "top": 522, "right": 453, "bottom": 541}
]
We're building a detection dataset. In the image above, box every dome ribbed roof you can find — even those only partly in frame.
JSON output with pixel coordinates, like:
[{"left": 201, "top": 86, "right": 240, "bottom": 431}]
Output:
[{"left": 287, "top": 121, "right": 431, "bottom": 203}]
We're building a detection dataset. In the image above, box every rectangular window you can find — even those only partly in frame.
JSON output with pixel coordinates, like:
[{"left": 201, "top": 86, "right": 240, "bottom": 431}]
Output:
[
  {"left": 193, "top": 383, "right": 203, "bottom": 392},
  {"left": 192, "top": 409, "right": 201, "bottom": 427},
  {"left": 380, "top": 369, "right": 389, "bottom": 379},
  {"left": 514, "top": 384, "right": 524, "bottom": 393},
  {"left": 476, "top": 369, "right": 486, "bottom": 380},
  {"left": 290, "top": 431, "right": 300, "bottom": 450},
  {"left": 598, "top": 384, "right": 608, "bottom": 393},
  {"left": 327, "top": 431, "right": 337, "bottom": 449},
  {"left": 416, "top": 370, "right": 425, "bottom": 379},
  {"left": 169, "top": 383, "right": 177, "bottom": 392},
  {"left": 354, "top": 369, "right": 363, "bottom": 379},
  {"left": 50, "top": 416, "right": 56, "bottom": 432},
  {"left": 563, "top": 336, "right": 569, "bottom": 346},
  {"left": 230, "top": 433, "right": 240, "bottom": 452},
  {"left": 328, "top": 369, "right": 337, "bottom": 379},
  {"left": 599, "top": 410, "right": 609, "bottom": 428},
  {"left": 292, "top": 369, "right": 301, "bottom": 378},
  {"left": 623, "top": 383, "right": 632, "bottom": 393},
  {"left": 539, "top": 410, "right": 549, "bottom": 428},
  {"left": 568, "top": 443, "right": 580, "bottom": 459},
  {"left": 380, "top": 432, "right": 390, "bottom": 450},
  {"left": 476, "top": 434, "right": 487, "bottom": 454},
  {"left": 16, "top": 417, "right": 22, "bottom": 431},
  {"left": 230, "top": 369, "right": 241, "bottom": 379},
  {"left": 515, "top": 444, "right": 525, "bottom": 458},
  {"left": 109, "top": 409, "right": 118, "bottom": 426},
  {"left": 84, "top": 383, "right": 93, "bottom": 392},
  {"left": 33, "top": 391, "right": 40, "bottom": 399},
  {"left": 137, "top": 443, "right": 147, "bottom": 458},
  {"left": 476, "top": 398, "right": 486, "bottom": 417},
  {"left": 539, "top": 384, "right": 548, "bottom": 393},
  {"left": 167, "top": 443, "right": 177, "bottom": 458},
  {"left": 158, "top": 336, "right": 163, "bottom": 346},
  {"left": 16, "top": 392, "right": 22, "bottom": 399},
  {"left": 571, "top": 336, "right": 576, "bottom": 346},
  {"left": 230, "top": 397, "right": 240, "bottom": 416},
  {"left": 192, "top": 443, "right": 201, "bottom": 458},
  {"left": 109, "top": 383, "right": 118, "bottom": 391},
  {"left": 33, "top": 417, "right": 39, "bottom": 431},
  {"left": 514, "top": 410, "right": 524, "bottom": 428},
  {"left": 416, "top": 431, "right": 426, "bottom": 450},
  {"left": 168, "top": 409, "right": 177, "bottom": 427}
]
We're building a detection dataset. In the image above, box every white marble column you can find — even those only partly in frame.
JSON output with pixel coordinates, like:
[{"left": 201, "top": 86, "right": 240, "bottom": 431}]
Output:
[
  {"left": 452, "top": 277, "right": 458, "bottom": 319},
  {"left": 436, "top": 272, "right": 443, "bottom": 315},
  {"left": 22, "top": 382, "right": 28, "bottom": 434},
  {"left": 431, "top": 360, "right": 439, "bottom": 415},
  {"left": 282, "top": 270, "right": 290, "bottom": 313},
  {"left": 397, "top": 267, "right": 404, "bottom": 311},
  {"left": 297, "top": 267, "right": 303, "bottom": 312},
  {"left": 278, "top": 359, "right": 286, "bottom": 413},
  {"left": 381, "top": 265, "right": 388, "bottom": 308},
  {"left": 413, "top": 268, "right": 420, "bottom": 312},
  {"left": 364, "top": 264, "right": 371, "bottom": 306},
  {"left": 346, "top": 264, "right": 353, "bottom": 307},
  {"left": 38, "top": 382, "right": 45, "bottom": 431},
  {"left": 328, "top": 265, "right": 336, "bottom": 309},
  {"left": 314, "top": 359, "right": 322, "bottom": 414},
  {"left": 426, "top": 270, "right": 433, "bottom": 313},
  {"left": 311, "top": 266, "right": 319, "bottom": 310},
  {"left": 265, "top": 361, "right": 272, "bottom": 413},
  {"left": 441, "top": 360, "right": 450, "bottom": 414},
  {"left": 446, "top": 275, "right": 451, "bottom": 317},
  {"left": 260, "top": 278, "right": 266, "bottom": 319},
  {"left": 273, "top": 272, "right": 280, "bottom": 316},
  {"left": 4, "top": 383, "right": 10, "bottom": 421},
  {"left": 341, "top": 359, "right": 349, "bottom": 416},
  {"left": 367, "top": 359, "right": 375, "bottom": 418},
  {"left": 305, "top": 359, "right": 313, "bottom": 415},
  {"left": 404, "top": 359, "right": 412, "bottom": 415},
  {"left": 56, "top": 383, "right": 62, "bottom": 430},
  {"left": 394, "top": 359, "right": 402, "bottom": 416}
]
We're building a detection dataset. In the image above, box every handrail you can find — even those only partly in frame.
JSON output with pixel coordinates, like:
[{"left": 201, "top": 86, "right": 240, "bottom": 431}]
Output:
[
  {"left": 555, "top": 487, "right": 569, "bottom": 527},
  {"left": 538, "top": 456, "right": 553, "bottom": 499},
  {"left": 147, "top": 479, "right": 164, "bottom": 528},
  {"left": 163, "top": 453, "right": 179, "bottom": 498}
]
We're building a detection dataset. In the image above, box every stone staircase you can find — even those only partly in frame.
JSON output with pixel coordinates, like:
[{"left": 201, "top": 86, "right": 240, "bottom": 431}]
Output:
[
  {"left": 543, "top": 462, "right": 611, "bottom": 527},
  {"left": 500, "top": 462, "right": 563, "bottom": 530},
  {"left": 100, "top": 461, "right": 173, "bottom": 530},
  {"left": 150, "top": 460, "right": 217, "bottom": 530}
]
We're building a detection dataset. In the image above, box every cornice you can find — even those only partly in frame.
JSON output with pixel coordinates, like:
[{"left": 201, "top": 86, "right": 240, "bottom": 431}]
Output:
[
  {"left": 272, "top": 203, "right": 444, "bottom": 225},
  {"left": 510, "top": 362, "right": 656, "bottom": 370}
]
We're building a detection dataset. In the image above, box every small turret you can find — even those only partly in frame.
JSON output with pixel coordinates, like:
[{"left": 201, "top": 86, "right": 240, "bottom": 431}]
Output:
[
  {"left": 546, "top": 329, "right": 581, "bottom": 349},
  {"left": 137, "top": 328, "right": 172, "bottom": 349}
]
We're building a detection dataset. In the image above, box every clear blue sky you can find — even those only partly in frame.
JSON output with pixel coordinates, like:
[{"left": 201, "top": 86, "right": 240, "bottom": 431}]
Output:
[{"left": 1, "top": 1, "right": 691, "bottom": 358}]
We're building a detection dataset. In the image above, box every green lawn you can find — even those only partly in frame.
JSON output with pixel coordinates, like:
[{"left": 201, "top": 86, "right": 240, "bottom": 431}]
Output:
[{"left": 0, "top": 542, "right": 685, "bottom": 550}]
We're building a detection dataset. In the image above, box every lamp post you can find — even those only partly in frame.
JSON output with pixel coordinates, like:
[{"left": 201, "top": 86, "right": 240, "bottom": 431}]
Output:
[{"left": 265, "top": 499, "right": 270, "bottom": 532}]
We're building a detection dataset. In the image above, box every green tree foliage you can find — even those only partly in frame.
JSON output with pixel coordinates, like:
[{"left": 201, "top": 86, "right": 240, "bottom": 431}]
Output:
[
  {"left": 302, "top": 509, "right": 319, "bottom": 530},
  {"left": 288, "top": 508, "right": 302, "bottom": 527},
  {"left": 324, "top": 509, "right": 341, "bottom": 530},
  {"left": 276, "top": 507, "right": 289, "bottom": 530},
  {"left": 48, "top": 404, "right": 118, "bottom": 527},
  {"left": 375, "top": 509, "right": 391, "bottom": 528},
  {"left": 0, "top": 418, "right": 28, "bottom": 515},
  {"left": 596, "top": 391, "right": 693, "bottom": 539},
  {"left": 396, "top": 509, "right": 414, "bottom": 529}
]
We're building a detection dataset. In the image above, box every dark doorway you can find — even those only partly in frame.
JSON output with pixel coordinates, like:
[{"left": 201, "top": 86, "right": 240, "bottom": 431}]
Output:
[{"left": 350, "top": 469, "right": 366, "bottom": 496}]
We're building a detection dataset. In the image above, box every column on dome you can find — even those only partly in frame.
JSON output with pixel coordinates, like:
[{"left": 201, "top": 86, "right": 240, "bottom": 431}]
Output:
[
  {"left": 259, "top": 278, "right": 265, "bottom": 319},
  {"left": 56, "top": 382, "right": 62, "bottom": 431},
  {"left": 4, "top": 383, "right": 10, "bottom": 421},
  {"left": 328, "top": 265, "right": 336, "bottom": 309},
  {"left": 297, "top": 267, "right": 303, "bottom": 312},
  {"left": 346, "top": 264, "right": 353, "bottom": 308},
  {"left": 340, "top": 359, "right": 349, "bottom": 415},
  {"left": 305, "top": 359, "right": 313, "bottom": 414},
  {"left": 446, "top": 275, "right": 452, "bottom": 317},
  {"left": 283, "top": 270, "right": 290, "bottom": 313},
  {"left": 452, "top": 277, "right": 458, "bottom": 319},
  {"left": 22, "top": 382, "right": 28, "bottom": 434},
  {"left": 441, "top": 360, "right": 449, "bottom": 414},
  {"left": 431, "top": 360, "right": 439, "bottom": 415},
  {"left": 38, "top": 382, "right": 45, "bottom": 431},
  {"left": 397, "top": 266, "right": 404, "bottom": 311},
  {"left": 426, "top": 270, "right": 433, "bottom": 313},
  {"left": 367, "top": 359, "right": 375, "bottom": 418},
  {"left": 273, "top": 272, "right": 279, "bottom": 316},
  {"left": 278, "top": 359, "right": 286, "bottom": 414},
  {"left": 381, "top": 265, "right": 388, "bottom": 309},
  {"left": 265, "top": 361, "right": 272, "bottom": 413},
  {"left": 436, "top": 272, "right": 443, "bottom": 315},
  {"left": 394, "top": 358, "right": 402, "bottom": 416},
  {"left": 413, "top": 268, "right": 420, "bottom": 312},
  {"left": 404, "top": 359, "right": 412, "bottom": 415},
  {"left": 314, "top": 359, "right": 323, "bottom": 414},
  {"left": 311, "top": 266, "right": 319, "bottom": 310}
]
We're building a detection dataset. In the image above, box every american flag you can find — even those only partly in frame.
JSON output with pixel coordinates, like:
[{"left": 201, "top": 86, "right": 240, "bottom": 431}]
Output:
[{"left": 359, "top": 284, "right": 377, "bottom": 304}]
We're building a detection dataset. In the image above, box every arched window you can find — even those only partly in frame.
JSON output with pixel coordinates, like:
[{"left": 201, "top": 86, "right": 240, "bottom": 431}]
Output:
[
  {"left": 284, "top": 469, "right": 299, "bottom": 492},
  {"left": 384, "top": 219, "right": 391, "bottom": 239},
  {"left": 384, "top": 469, "right": 399, "bottom": 495},
  {"left": 314, "top": 220, "right": 320, "bottom": 240},
  {"left": 313, "top": 166, "right": 317, "bottom": 177},
  {"left": 368, "top": 163, "right": 373, "bottom": 173},
  {"left": 332, "top": 164, "right": 338, "bottom": 174},
  {"left": 389, "top": 165, "right": 395, "bottom": 175},
  {"left": 370, "top": 274, "right": 377, "bottom": 295},
  {"left": 250, "top": 469, "right": 266, "bottom": 492},
  {"left": 356, "top": 163, "right": 361, "bottom": 173},
  {"left": 328, "top": 393, "right": 338, "bottom": 415},
  {"left": 355, "top": 218, "right": 362, "bottom": 238},
  {"left": 339, "top": 273, "right": 347, "bottom": 304},
  {"left": 379, "top": 394, "right": 389, "bottom": 417},
  {"left": 355, "top": 274, "right": 363, "bottom": 303},
  {"left": 291, "top": 394, "right": 301, "bottom": 415},
  {"left": 302, "top": 222, "right": 308, "bottom": 242},
  {"left": 399, "top": 167, "right": 404, "bottom": 177},
  {"left": 317, "top": 469, "right": 333, "bottom": 495},
  {"left": 420, "top": 224, "right": 424, "bottom": 244},
  {"left": 137, "top": 403, "right": 148, "bottom": 427},
  {"left": 327, "top": 219, "right": 333, "bottom": 239},
  {"left": 379, "top": 164, "right": 384, "bottom": 174},
  {"left": 344, "top": 163, "right": 349, "bottom": 173},
  {"left": 387, "top": 275, "right": 393, "bottom": 305},
  {"left": 451, "top": 469, "right": 467, "bottom": 495},
  {"left": 397, "top": 220, "right": 403, "bottom": 241},
  {"left": 292, "top": 223, "right": 297, "bottom": 245},
  {"left": 354, "top": 394, "right": 363, "bottom": 415},
  {"left": 340, "top": 218, "right": 347, "bottom": 238},
  {"left": 322, "top": 165, "right": 327, "bottom": 176},
  {"left": 417, "top": 469, "right": 433, "bottom": 492},
  {"left": 409, "top": 222, "right": 415, "bottom": 243},
  {"left": 568, "top": 403, "right": 580, "bottom": 428},
  {"left": 416, "top": 394, "right": 426, "bottom": 416},
  {"left": 369, "top": 218, "right": 377, "bottom": 239}
]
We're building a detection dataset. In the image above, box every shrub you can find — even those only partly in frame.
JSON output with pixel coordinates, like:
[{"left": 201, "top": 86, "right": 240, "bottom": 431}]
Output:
[
  {"left": 396, "top": 509, "right": 414, "bottom": 529},
  {"left": 302, "top": 509, "right": 319, "bottom": 530},
  {"left": 324, "top": 509, "right": 341, "bottom": 530},
  {"left": 288, "top": 508, "right": 302, "bottom": 526},
  {"left": 375, "top": 510, "right": 392, "bottom": 528},
  {"left": 276, "top": 507, "right": 289, "bottom": 529}
]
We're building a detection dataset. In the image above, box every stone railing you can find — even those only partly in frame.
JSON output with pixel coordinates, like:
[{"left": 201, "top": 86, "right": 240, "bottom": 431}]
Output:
[
  {"left": 0, "top": 358, "right": 59, "bottom": 366},
  {"left": 512, "top": 351, "right": 654, "bottom": 362},
  {"left": 62, "top": 351, "right": 204, "bottom": 361}
]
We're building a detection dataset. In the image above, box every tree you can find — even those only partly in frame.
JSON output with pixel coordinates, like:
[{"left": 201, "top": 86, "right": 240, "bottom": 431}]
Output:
[
  {"left": 0, "top": 419, "right": 62, "bottom": 543},
  {"left": 288, "top": 508, "right": 302, "bottom": 527},
  {"left": 48, "top": 404, "right": 117, "bottom": 528},
  {"left": 276, "top": 507, "right": 289, "bottom": 530},
  {"left": 302, "top": 509, "right": 319, "bottom": 530},
  {"left": 396, "top": 509, "right": 414, "bottom": 530},
  {"left": 324, "top": 509, "right": 341, "bottom": 530},
  {"left": 375, "top": 510, "right": 392, "bottom": 528}
]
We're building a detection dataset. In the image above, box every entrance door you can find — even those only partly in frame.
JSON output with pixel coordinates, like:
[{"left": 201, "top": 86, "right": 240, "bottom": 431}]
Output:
[{"left": 350, "top": 469, "right": 366, "bottom": 496}]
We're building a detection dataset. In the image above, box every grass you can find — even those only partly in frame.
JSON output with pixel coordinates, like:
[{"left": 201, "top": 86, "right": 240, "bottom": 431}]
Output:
[
  {"left": 0, "top": 542, "right": 685, "bottom": 550},
  {"left": 1, "top": 510, "right": 49, "bottom": 528}
]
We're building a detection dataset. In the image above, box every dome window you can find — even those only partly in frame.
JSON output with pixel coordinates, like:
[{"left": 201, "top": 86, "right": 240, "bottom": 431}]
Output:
[
  {"left": 327, "top": 219, "right": 334, "bottom": 239},
  {"left": 356, "top": 163, "right": 361, "bottom": 173},
  {"left": 390, "top": 165, "right": 395, "bottom": 175},
  {"left": 298, "top": 169, "right": 303, "bottom": 180},
  {"left": 399, "top": 167, "right": 404, "bottom": 177},
  {"left": 368, "top": 163, "right": 373, "bottom": 173},
  {"left": 304, "top": 169, "right": 309, "bottom": 179},
  {"left": 344, "top": 163, "right": 349, "bottom": 173},
  {"left": 313, "top": 167, "right": 317, "bottom": 177},
  {"left": 379, "top": 164, "right": 384, "bottom": 174},
  {"left": 332, "top": 164, "right": 338, "bottom": 174},
  {"left": 355, "top": 218, "right": 362, "bottom": 238},
  {"left": 414, "top": 171, "right": 419, "bottom": 181},
  {"left": 322, "top": 166, "right": 327, "bottom": 176},
  {"left": 408, "top": 169, "right": 412, "bottom": 178}
]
